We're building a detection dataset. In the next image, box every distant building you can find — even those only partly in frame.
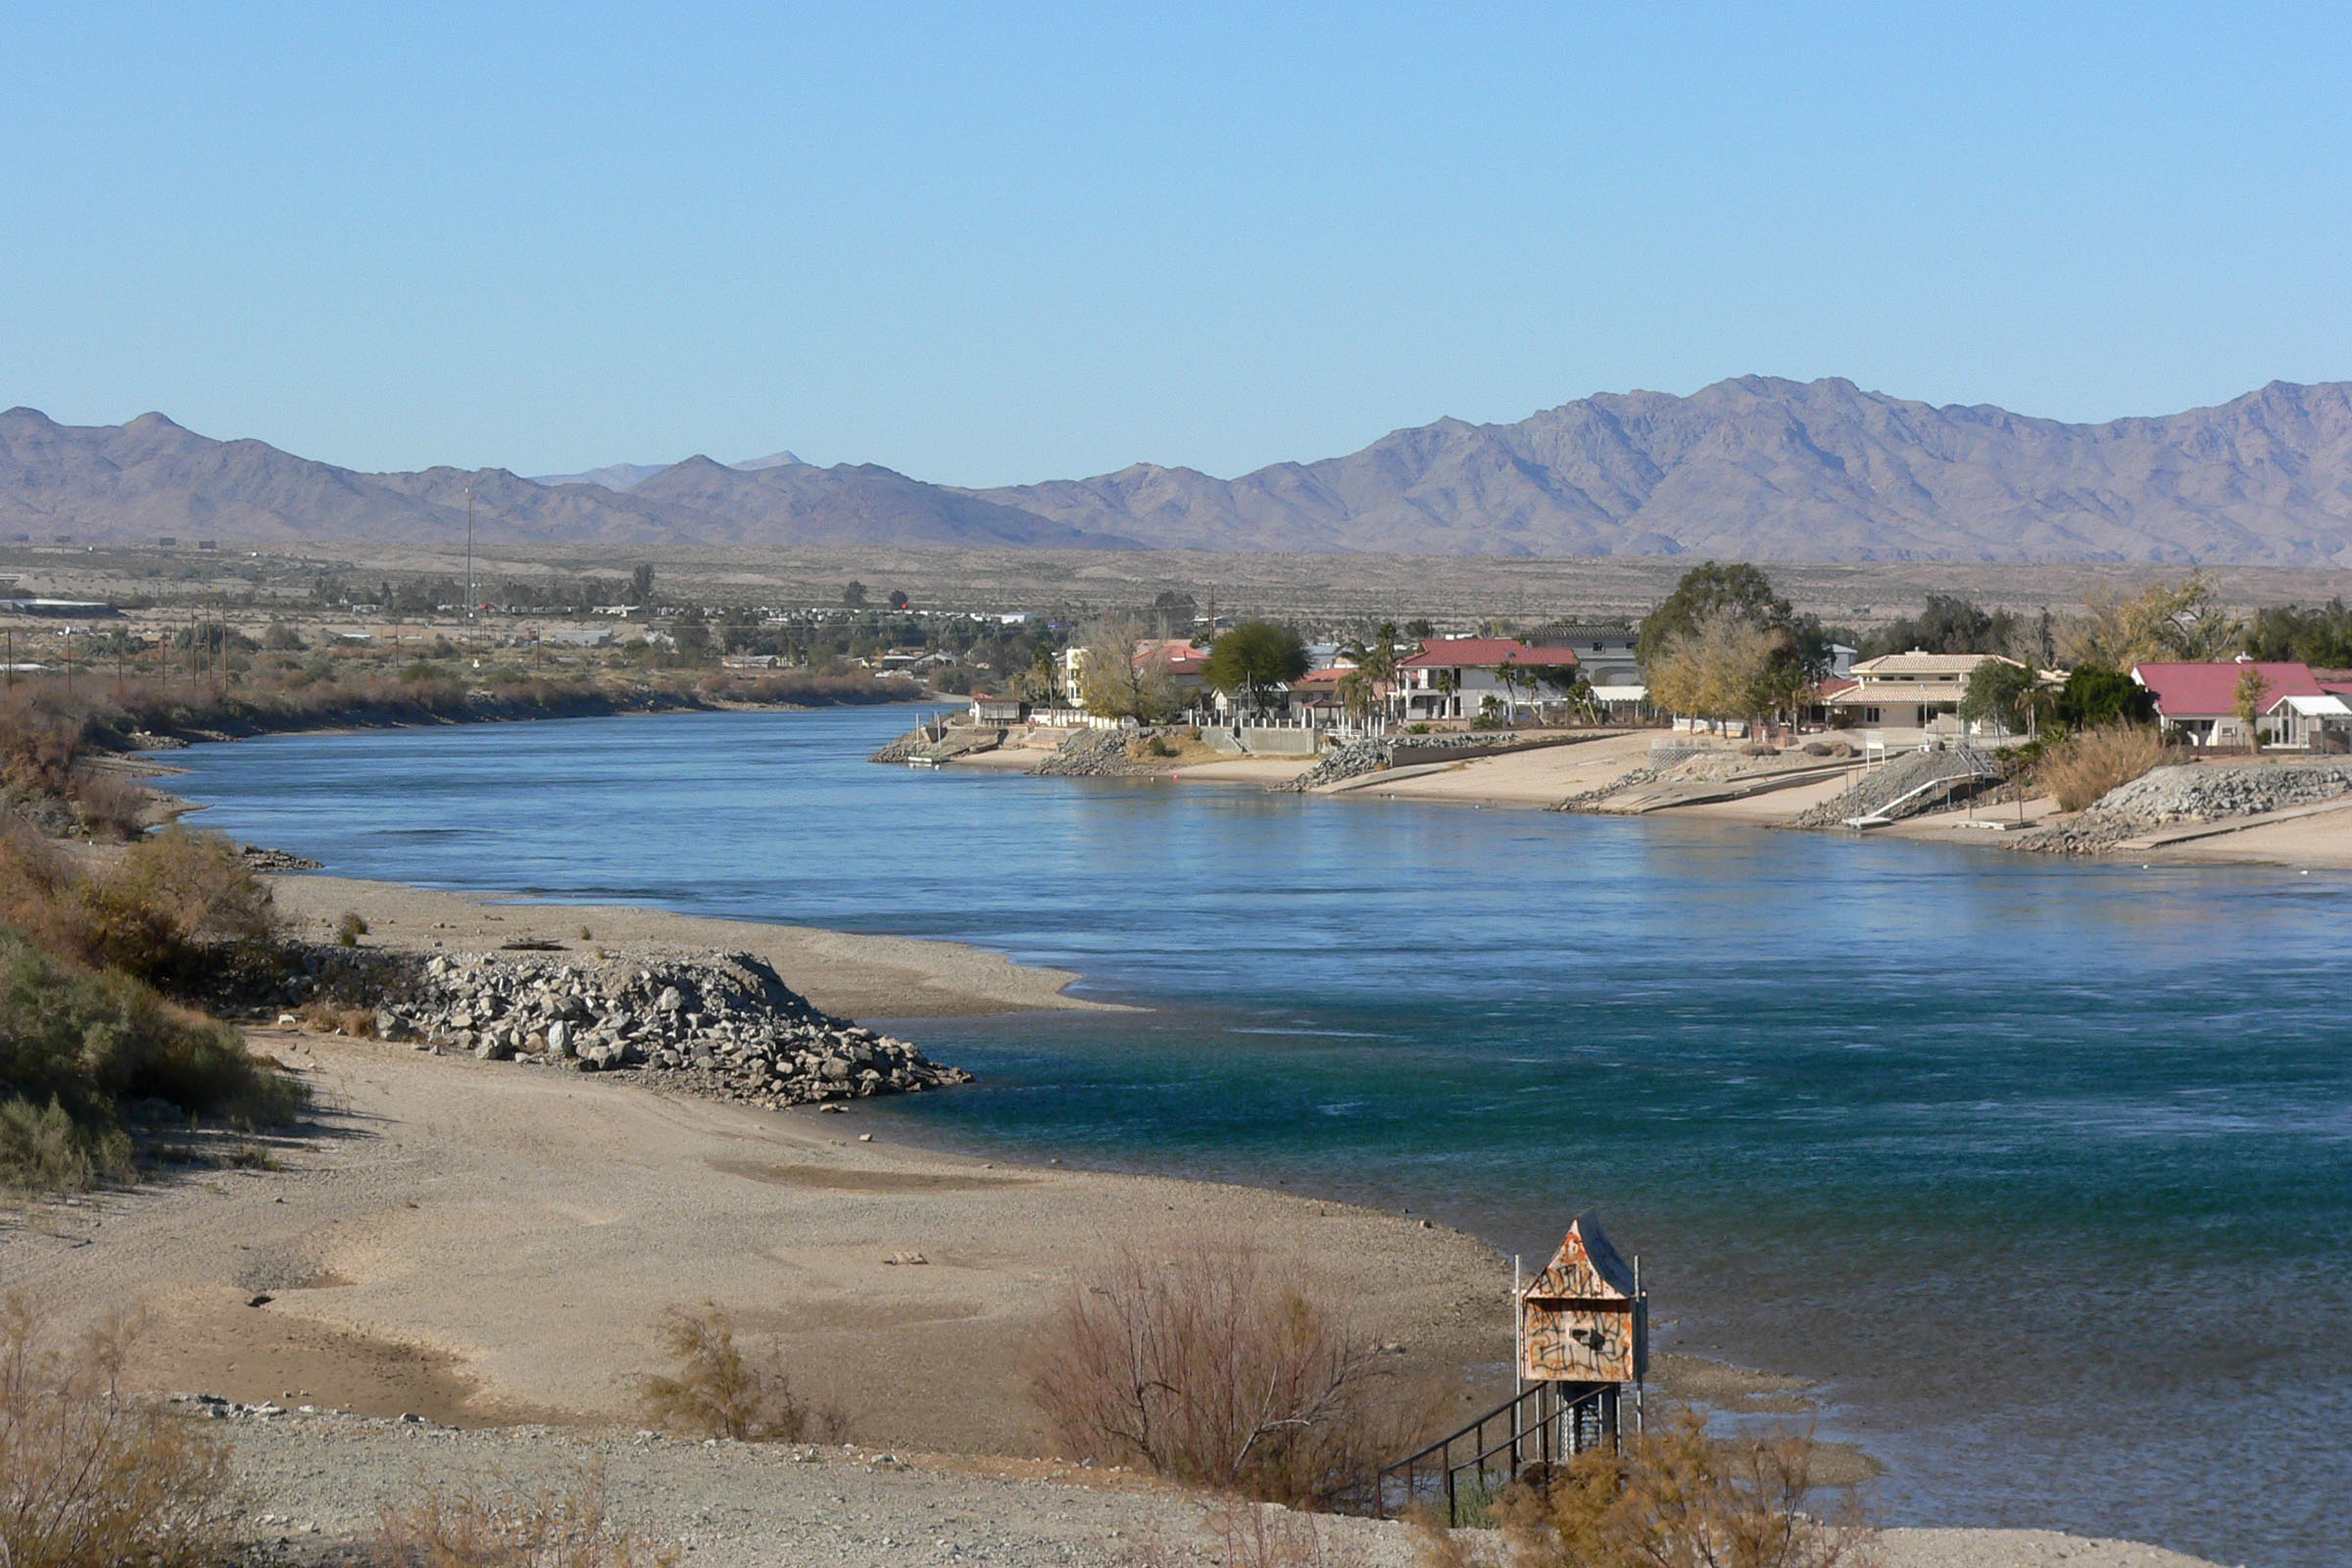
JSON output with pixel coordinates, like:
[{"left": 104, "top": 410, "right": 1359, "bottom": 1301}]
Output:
[
  {"left": 1823, "top": 651, "right": 2021, "bottom": 736},
  {"left": 2132, "top": 661, "right": 2352, "bottom": 749}
]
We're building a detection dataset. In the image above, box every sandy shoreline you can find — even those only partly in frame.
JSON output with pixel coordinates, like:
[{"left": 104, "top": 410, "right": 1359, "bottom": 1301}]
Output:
[{"left": 948, "top": 727, "right": 2352, "bottom": 870}]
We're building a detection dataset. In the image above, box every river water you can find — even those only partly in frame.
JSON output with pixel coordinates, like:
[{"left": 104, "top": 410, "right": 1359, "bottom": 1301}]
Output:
[{"left": 162, "top": 708, "right": 2350, "bottom": 1567}]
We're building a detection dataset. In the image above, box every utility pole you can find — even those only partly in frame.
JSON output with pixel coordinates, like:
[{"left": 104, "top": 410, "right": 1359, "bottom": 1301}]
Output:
[{"left": 466, "top": 487, "right": 475, "bottom": 625}]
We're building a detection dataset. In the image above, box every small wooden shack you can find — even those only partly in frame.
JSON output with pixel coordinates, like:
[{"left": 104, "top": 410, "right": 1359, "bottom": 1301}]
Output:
[{"left": 1519, "top": 1209, "right": 1646, "bottom": 1386}]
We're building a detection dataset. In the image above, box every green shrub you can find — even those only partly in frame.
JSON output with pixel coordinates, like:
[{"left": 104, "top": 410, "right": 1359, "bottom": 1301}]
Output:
[{"left": 0, "top": 931, "right": 304, "bottom": 1191}]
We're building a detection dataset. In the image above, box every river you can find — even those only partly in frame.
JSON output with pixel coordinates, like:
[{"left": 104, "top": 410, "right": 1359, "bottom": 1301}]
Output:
[{"left": 161, "top": 707, "right": 2351, "bottom": 1568}]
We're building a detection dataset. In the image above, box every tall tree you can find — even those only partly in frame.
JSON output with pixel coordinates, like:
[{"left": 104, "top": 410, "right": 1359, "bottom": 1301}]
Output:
[
  {"left": 2079, "top": 573, "right": 2242, "bottom": 667},
  {"left": 1076, "top": 615, "right": 1178, "bottom": 722},
  {"left": 1645, "top": 610, "right": 1774, "bottom": 725},
  {"left": 1638, "top": 562, "right": 1794, "bottom": 670},
  {"left": 1202, "top": 621, "right": 1309, "bottom": 716}
]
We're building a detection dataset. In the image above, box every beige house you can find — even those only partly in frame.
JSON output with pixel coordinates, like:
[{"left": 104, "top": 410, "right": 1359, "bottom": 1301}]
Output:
[{"left": 1823, "top": 651, "right": 2026, "bottom": 738}]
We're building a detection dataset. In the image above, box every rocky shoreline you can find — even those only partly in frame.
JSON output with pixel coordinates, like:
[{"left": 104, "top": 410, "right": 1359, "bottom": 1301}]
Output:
[{"left": 356, "top": 948, "right": 973, "bottom": 1107}]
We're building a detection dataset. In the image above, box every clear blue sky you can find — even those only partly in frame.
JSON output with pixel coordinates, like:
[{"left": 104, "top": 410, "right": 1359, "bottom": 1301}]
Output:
[{"left": 6, "top": 4, "right": 2349, "bottom": 485}]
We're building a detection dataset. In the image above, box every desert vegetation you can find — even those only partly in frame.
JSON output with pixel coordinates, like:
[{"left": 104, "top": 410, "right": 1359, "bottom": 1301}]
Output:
[
  {"left": 1032, "top": 1237, "right": 1427, "bottom": 1508},
  {"left": 0, "top": 824, "right": 304, "bottom": 1189},
  {"left": 636, "top": 1304, "right": 842, "bottom": 1444},
  {"left": 0, "top": 1298, "right": 236, "bottom": 1568},
  {"left": 373, "top": 1465, "right": 675, "bottom": 1568},
  {"left": 2036, "top": 725, "right": 2171, "bottom": 812},
  {"left": 1412, "top": 1409, "right": 1874, "bottom": 1568}
]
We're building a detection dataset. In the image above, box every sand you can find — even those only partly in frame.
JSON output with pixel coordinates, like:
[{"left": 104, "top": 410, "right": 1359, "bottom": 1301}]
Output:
[{"left": 4, "top": 1022, "right": 1510, "bottom": 1456}]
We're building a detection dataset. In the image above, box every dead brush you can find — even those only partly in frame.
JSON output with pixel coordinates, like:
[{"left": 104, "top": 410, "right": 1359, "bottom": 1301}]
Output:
[
  {"left": 1411, "top": 1407, "right": 1876, "bottom": 1568},
  {"left": 372, "top": 1463, "right": 675, "bottom": 1568},
  {"left": 1034, "top": 1235, "right": 1431, "bottom": 1507},
  {"left": 2037, "top": 723, "right": 2167, "bottom": 812},
  {"left": 635, "top": 1304, "right": 825, "bottom": 1443},
  {"left": 298, "top": 1000, "right": 378, "bottom": 1037},
  {"left": 0, "top": 1295, "right": 236, "bottom": 1568}
]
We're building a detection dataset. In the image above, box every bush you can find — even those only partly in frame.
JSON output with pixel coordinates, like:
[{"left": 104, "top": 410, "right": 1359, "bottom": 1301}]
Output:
[
  {"left": 373, "top": 1463, "right": 674, "bottom": 1568},
  {"left": 1033, "top": 1237, "right": 1420, "bottom": 1507},
  {"left": 1414, "top": 1408, "right": 1872, "bottom": 1568},
  {"left": 0, "top": 1297, "right": 235, "bottom": 1568},
  {"left": 0, "top": 823, "right": 276, "bottom": 992},
  {"left": 2037, "top": 724, "right": 2167, "bottom": 811},
  {"left": 636, "top": 1305, "right": 808, "bottom": 1442},
  {"left": 0, "top": 931, "right": 305, "bottom": 1190},
  {"left": 337, "top": 911, "right": 370, "bottom": 948}
]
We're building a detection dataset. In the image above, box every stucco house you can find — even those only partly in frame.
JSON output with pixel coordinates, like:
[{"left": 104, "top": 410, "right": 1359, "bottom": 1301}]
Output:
[
  {"left": 1822, "top": 651, "right": 2025, "bottom": 737},
  {"left": 1395, "top": 637, "right": 1581, "bottom": 723}
]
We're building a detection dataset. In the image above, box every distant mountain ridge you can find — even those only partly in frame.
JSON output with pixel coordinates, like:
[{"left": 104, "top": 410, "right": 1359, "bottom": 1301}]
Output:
[{"left": 8, "top": 376, "right": 2352, "bottom": 563}]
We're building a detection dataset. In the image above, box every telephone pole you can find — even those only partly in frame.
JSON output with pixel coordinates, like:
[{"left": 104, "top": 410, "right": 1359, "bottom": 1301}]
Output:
[{"left": 466, "top": 487, "right": 475, "bottom": 624}]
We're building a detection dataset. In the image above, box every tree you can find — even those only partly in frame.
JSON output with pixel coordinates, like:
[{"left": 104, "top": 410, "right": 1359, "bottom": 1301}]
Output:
[
  {"left": 1862, "top": 594, "right": 2020, "bottom": 659},
  {"left": 1336, "top": 621, "right": 1403, "bottom": 725},
  {"left": 628, "top": 564, "right": 657, "bottom": 606},
  {"left": 1403, "top": 617, "right": 1435, "bottom": 640},
  {"left": 1645, "top": 610, "right": 1775, "bottom": 726},
  {"left": 670, "top": 605, "right": 713, "bottom": 663},
  {"left": 841, "top": 581, "right": 869, "bottom": 609},
  {"left": 2055, "top": 663, "right": 2157, "bottom": 730},
  {"left": 1201, "top": 621, "right": 1308, "bottom": 715},
  {"left": 1076, "top": 615, "right": 1179, "bottom": 722},
  {"left": 1960, "top": 658, "right": 2039, "bottom": 738},
  {"left": 1148, "top": 590, "right": 1199, "bottom": 639},
  {"left": 2233, "top": 664, "right": 2274, "bottom": 752},
  {"left": 888, "top": 589, "right": 910, "bottom": 611},
  {"left": 2079, "top": 572, "right": 2242, "bottom": 667},
  {"left": 1638, "top": 562, "right": 1794, "bottom": 671}
]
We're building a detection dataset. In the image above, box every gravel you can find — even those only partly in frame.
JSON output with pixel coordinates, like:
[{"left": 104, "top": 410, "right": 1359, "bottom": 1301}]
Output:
[
  {"left": 1791, "top": 748, "right": 2002, "bottom": 828},
  {"left": 195, "top": 1407, "right": 2225, "bottom": 1568},
  {"left": 2016, "top": 759, "right": 2352, "bottom": 855}
]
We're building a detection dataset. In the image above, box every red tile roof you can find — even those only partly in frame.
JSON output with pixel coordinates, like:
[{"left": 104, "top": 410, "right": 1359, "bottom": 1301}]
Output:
[
  {"left": 1294, "top": 666, "right": 1353, "bottom": 686},
  {"left": 1399, "top": 638, "right": 1581, "bottom": 670},
  {"left": 2132, "top": 662, "right": 2322, "bottom": 716}
]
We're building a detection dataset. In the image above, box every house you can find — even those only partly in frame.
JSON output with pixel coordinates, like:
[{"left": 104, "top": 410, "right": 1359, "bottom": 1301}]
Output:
[
  {"left": 2132, "top": 661, "right": 2352, "bottom": 749},
  {"left": 1395, "top": 638, "right": 1581, "bottom": 722},
  {"left": 1822, "top": 651, "right": 2024, "bottom": 737},
  {"left": 1542, "top": 625, "right": 1641, "bottom": 686}
]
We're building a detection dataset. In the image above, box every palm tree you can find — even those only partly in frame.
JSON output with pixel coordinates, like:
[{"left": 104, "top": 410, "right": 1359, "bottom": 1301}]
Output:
[{"left": 1337, "top": 621, "right": 1404, "bottom": 729}]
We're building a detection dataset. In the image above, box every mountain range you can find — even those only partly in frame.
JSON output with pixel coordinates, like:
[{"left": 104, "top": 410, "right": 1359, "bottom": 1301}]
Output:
[{"left": 8, "top": 375, "right": 2352, "bottom": 564}]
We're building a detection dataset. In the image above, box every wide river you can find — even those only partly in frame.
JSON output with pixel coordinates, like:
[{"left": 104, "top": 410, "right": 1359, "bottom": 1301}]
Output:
[{"left": 165, "top": 707, "right": 2347, "bottom": 1568}]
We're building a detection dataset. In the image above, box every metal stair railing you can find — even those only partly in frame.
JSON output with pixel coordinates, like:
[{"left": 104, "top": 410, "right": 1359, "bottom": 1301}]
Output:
[{"left": 1366, "top": 1381, "right": 1617, "bottom": 1524}]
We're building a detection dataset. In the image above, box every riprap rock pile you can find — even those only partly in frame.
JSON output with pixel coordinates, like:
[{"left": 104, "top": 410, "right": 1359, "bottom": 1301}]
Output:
[{"left": 377, "top": 950, "right": 972, "bottom": 1105}]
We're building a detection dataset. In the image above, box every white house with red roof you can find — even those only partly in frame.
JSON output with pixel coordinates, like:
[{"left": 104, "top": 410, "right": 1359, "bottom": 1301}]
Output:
[
  {"left": 1396, "top": 637, "right": 1582, "bottom": 722},
  {"left": 2132, "top": 661, "right": 2352, "bottom": 748}
]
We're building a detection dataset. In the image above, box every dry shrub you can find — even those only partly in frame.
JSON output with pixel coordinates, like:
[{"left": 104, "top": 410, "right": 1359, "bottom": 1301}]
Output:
[
  {"left": 0, "top": 1296, "right": 235, "bottom": 1568},
  {"left": 65, "top": 769, "right": 151, "bottom": 841},
  {"left": 298, "top": 1001, "right": 377, "bottom": 1037},
  {"left": 1414, "top": 1409, "right": 1874, "bottom": 1568},
  {"left": 1034, "top": 1236, "right": 1424, "bottom": 1507},
  {"left": 0, "top": 823, "right": 277, "bottom": 992},
  {"left": 373, "top": 1464, "right": 674, "bottom": 1568},
  {"left": 2037, "top": 723, "right": 2166, "bottom": 811},
  {"left": 636, "top": 1304, "right": 811, "bottom": 1442}
]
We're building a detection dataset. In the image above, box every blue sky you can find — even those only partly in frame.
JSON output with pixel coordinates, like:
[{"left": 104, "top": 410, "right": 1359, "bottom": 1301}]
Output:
[{"left": 5, "top": 4, "right": 2349, "bottom": 485}]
